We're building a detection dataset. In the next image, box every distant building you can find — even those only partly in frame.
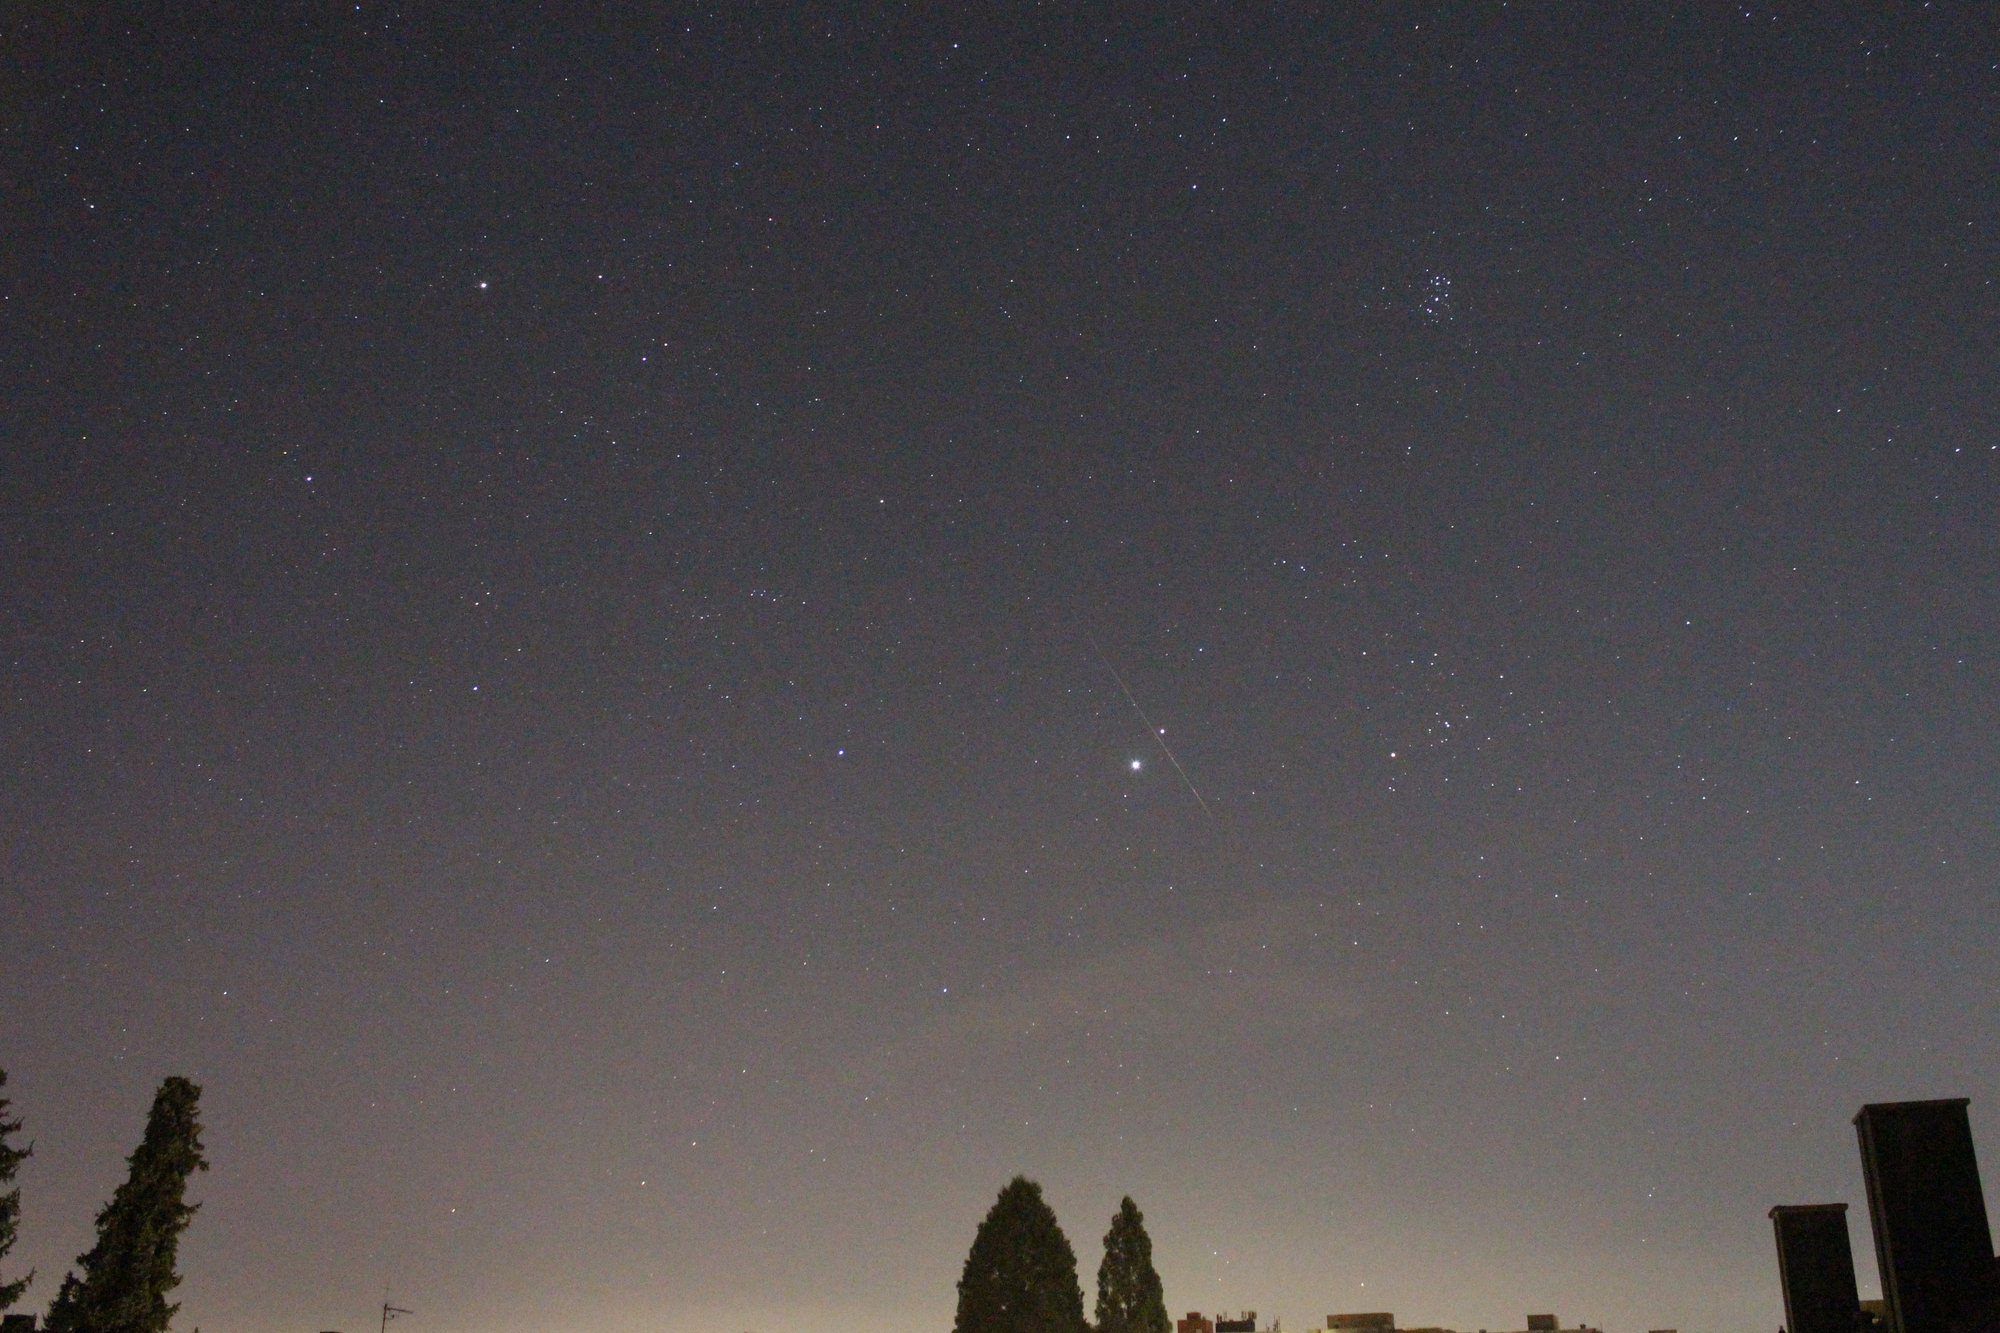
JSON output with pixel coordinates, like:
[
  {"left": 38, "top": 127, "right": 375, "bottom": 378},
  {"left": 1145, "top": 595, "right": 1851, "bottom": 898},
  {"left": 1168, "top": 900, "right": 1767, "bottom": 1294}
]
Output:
[
  {"left": 1180, "top": 1313, "right": 1217, "bottom": 1333},
  {"left": 1216, "top": 1314, "right": 1257, "bottom": 1333},
  {"left": 1318, "top": 1315, "right": 1596, "bottom": 1333},
  {"left": 1492, "top": 1317, "right": 1600, "bottom": 1333}
]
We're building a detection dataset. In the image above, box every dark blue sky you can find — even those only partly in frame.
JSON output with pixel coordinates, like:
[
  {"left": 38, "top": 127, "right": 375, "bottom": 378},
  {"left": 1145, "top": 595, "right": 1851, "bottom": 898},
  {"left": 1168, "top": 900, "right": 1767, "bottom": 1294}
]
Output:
[{"left": 3, "top": 5, "right": 1997, "bottom": 1333}]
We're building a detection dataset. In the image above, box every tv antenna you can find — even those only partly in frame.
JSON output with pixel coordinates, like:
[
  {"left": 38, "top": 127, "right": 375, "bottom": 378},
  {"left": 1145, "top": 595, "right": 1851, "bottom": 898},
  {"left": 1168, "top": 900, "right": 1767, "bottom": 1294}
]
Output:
[{"left": 381, "top": 1302, "right": 413, "bottom": 1333}]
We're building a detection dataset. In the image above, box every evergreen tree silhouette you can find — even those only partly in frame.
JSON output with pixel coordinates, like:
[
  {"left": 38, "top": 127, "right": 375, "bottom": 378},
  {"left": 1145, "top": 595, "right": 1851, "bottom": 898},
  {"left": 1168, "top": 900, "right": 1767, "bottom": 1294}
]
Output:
[
  {"left": 0, "top": 1068, "right": 30, "bottom": 1311},
  {"left": 955, "top": 1177, "right": 1089, "bottom": 1333},
  {"left": 1095, "top": 1197, "right": 1168, "bottom": 1333},
  {"left": 43, "top": 1077, "right": 208, "bottom": 1333}
]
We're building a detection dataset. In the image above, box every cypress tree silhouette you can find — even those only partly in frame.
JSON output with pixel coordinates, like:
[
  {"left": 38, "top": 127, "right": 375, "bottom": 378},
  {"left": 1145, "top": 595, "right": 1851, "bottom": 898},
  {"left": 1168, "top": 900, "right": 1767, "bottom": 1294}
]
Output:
[
  {"left": 1095, "top": 1197, "right": 1168, "bottom": 1333},
  {"left": 0, "top": 1068, "right": 30, "bottom": 1311},
  {"left": 43, "top": 1077, "right": 208, "bottom": 1333},
  {"left": 954, "top": 1177, "right": 1089, "bottom": 1333}
]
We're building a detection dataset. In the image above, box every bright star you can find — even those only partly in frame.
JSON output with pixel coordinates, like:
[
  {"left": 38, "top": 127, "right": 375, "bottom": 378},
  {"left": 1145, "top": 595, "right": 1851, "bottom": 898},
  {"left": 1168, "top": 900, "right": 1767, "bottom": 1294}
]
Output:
[{"left": 1130, "top": 759, "right": 1142, "bottom": 771}]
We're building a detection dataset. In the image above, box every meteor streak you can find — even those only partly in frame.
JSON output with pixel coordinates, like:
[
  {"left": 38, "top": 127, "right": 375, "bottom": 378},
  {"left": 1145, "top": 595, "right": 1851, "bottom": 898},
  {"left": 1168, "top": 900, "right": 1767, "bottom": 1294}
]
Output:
[{"left": 1087, "top": 634, "right": 1213, "bottom": 820}]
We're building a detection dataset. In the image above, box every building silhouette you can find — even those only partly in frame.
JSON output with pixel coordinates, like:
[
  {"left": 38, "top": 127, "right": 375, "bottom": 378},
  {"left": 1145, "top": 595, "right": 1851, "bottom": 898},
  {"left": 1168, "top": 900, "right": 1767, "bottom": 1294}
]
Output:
[
  {"left": 1855, "top": 1100, "right": 1995, "bottom": 1333},
  {"left": 1772, "top": 1100, "right": 1999, "bottom": 1333},
  {"left": 1770, "top": 1203, "right": 1863, "bottom": 1333}
]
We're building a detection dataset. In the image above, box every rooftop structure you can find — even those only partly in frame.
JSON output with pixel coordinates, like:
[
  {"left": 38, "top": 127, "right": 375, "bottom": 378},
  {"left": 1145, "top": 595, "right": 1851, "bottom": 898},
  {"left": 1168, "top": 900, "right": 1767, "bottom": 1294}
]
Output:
[
  {"left": 1854, "top": 1099, "right": 1995, "bottom": 1333},
  {"left": 1770, "top": 1203, "right": 1863, "bottom": 1333}
]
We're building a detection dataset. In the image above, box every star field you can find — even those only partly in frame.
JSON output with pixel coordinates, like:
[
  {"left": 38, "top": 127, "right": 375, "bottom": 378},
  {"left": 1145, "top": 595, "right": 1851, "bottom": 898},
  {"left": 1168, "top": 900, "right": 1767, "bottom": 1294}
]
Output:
[{"left": 3, "top": 6, "right": 1998, "bottom": 1333}]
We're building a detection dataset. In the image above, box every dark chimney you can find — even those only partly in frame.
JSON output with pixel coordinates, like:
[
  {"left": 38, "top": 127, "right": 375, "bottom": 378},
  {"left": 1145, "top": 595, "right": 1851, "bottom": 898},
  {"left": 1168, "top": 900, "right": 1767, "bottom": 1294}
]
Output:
[
  {"left": 1771, "top": 1204, "right": 1863, "bottom": 1333},
  {"left": 1854, "top": 1100, "right": 1994, "bottom": 1333}
]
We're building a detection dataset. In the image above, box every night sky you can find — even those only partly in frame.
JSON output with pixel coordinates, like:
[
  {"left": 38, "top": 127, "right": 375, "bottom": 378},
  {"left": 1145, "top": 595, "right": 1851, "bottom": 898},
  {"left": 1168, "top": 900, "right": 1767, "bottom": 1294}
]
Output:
[{"left": 4, "top": 5, "right": 1998, "bottom": 1333}]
